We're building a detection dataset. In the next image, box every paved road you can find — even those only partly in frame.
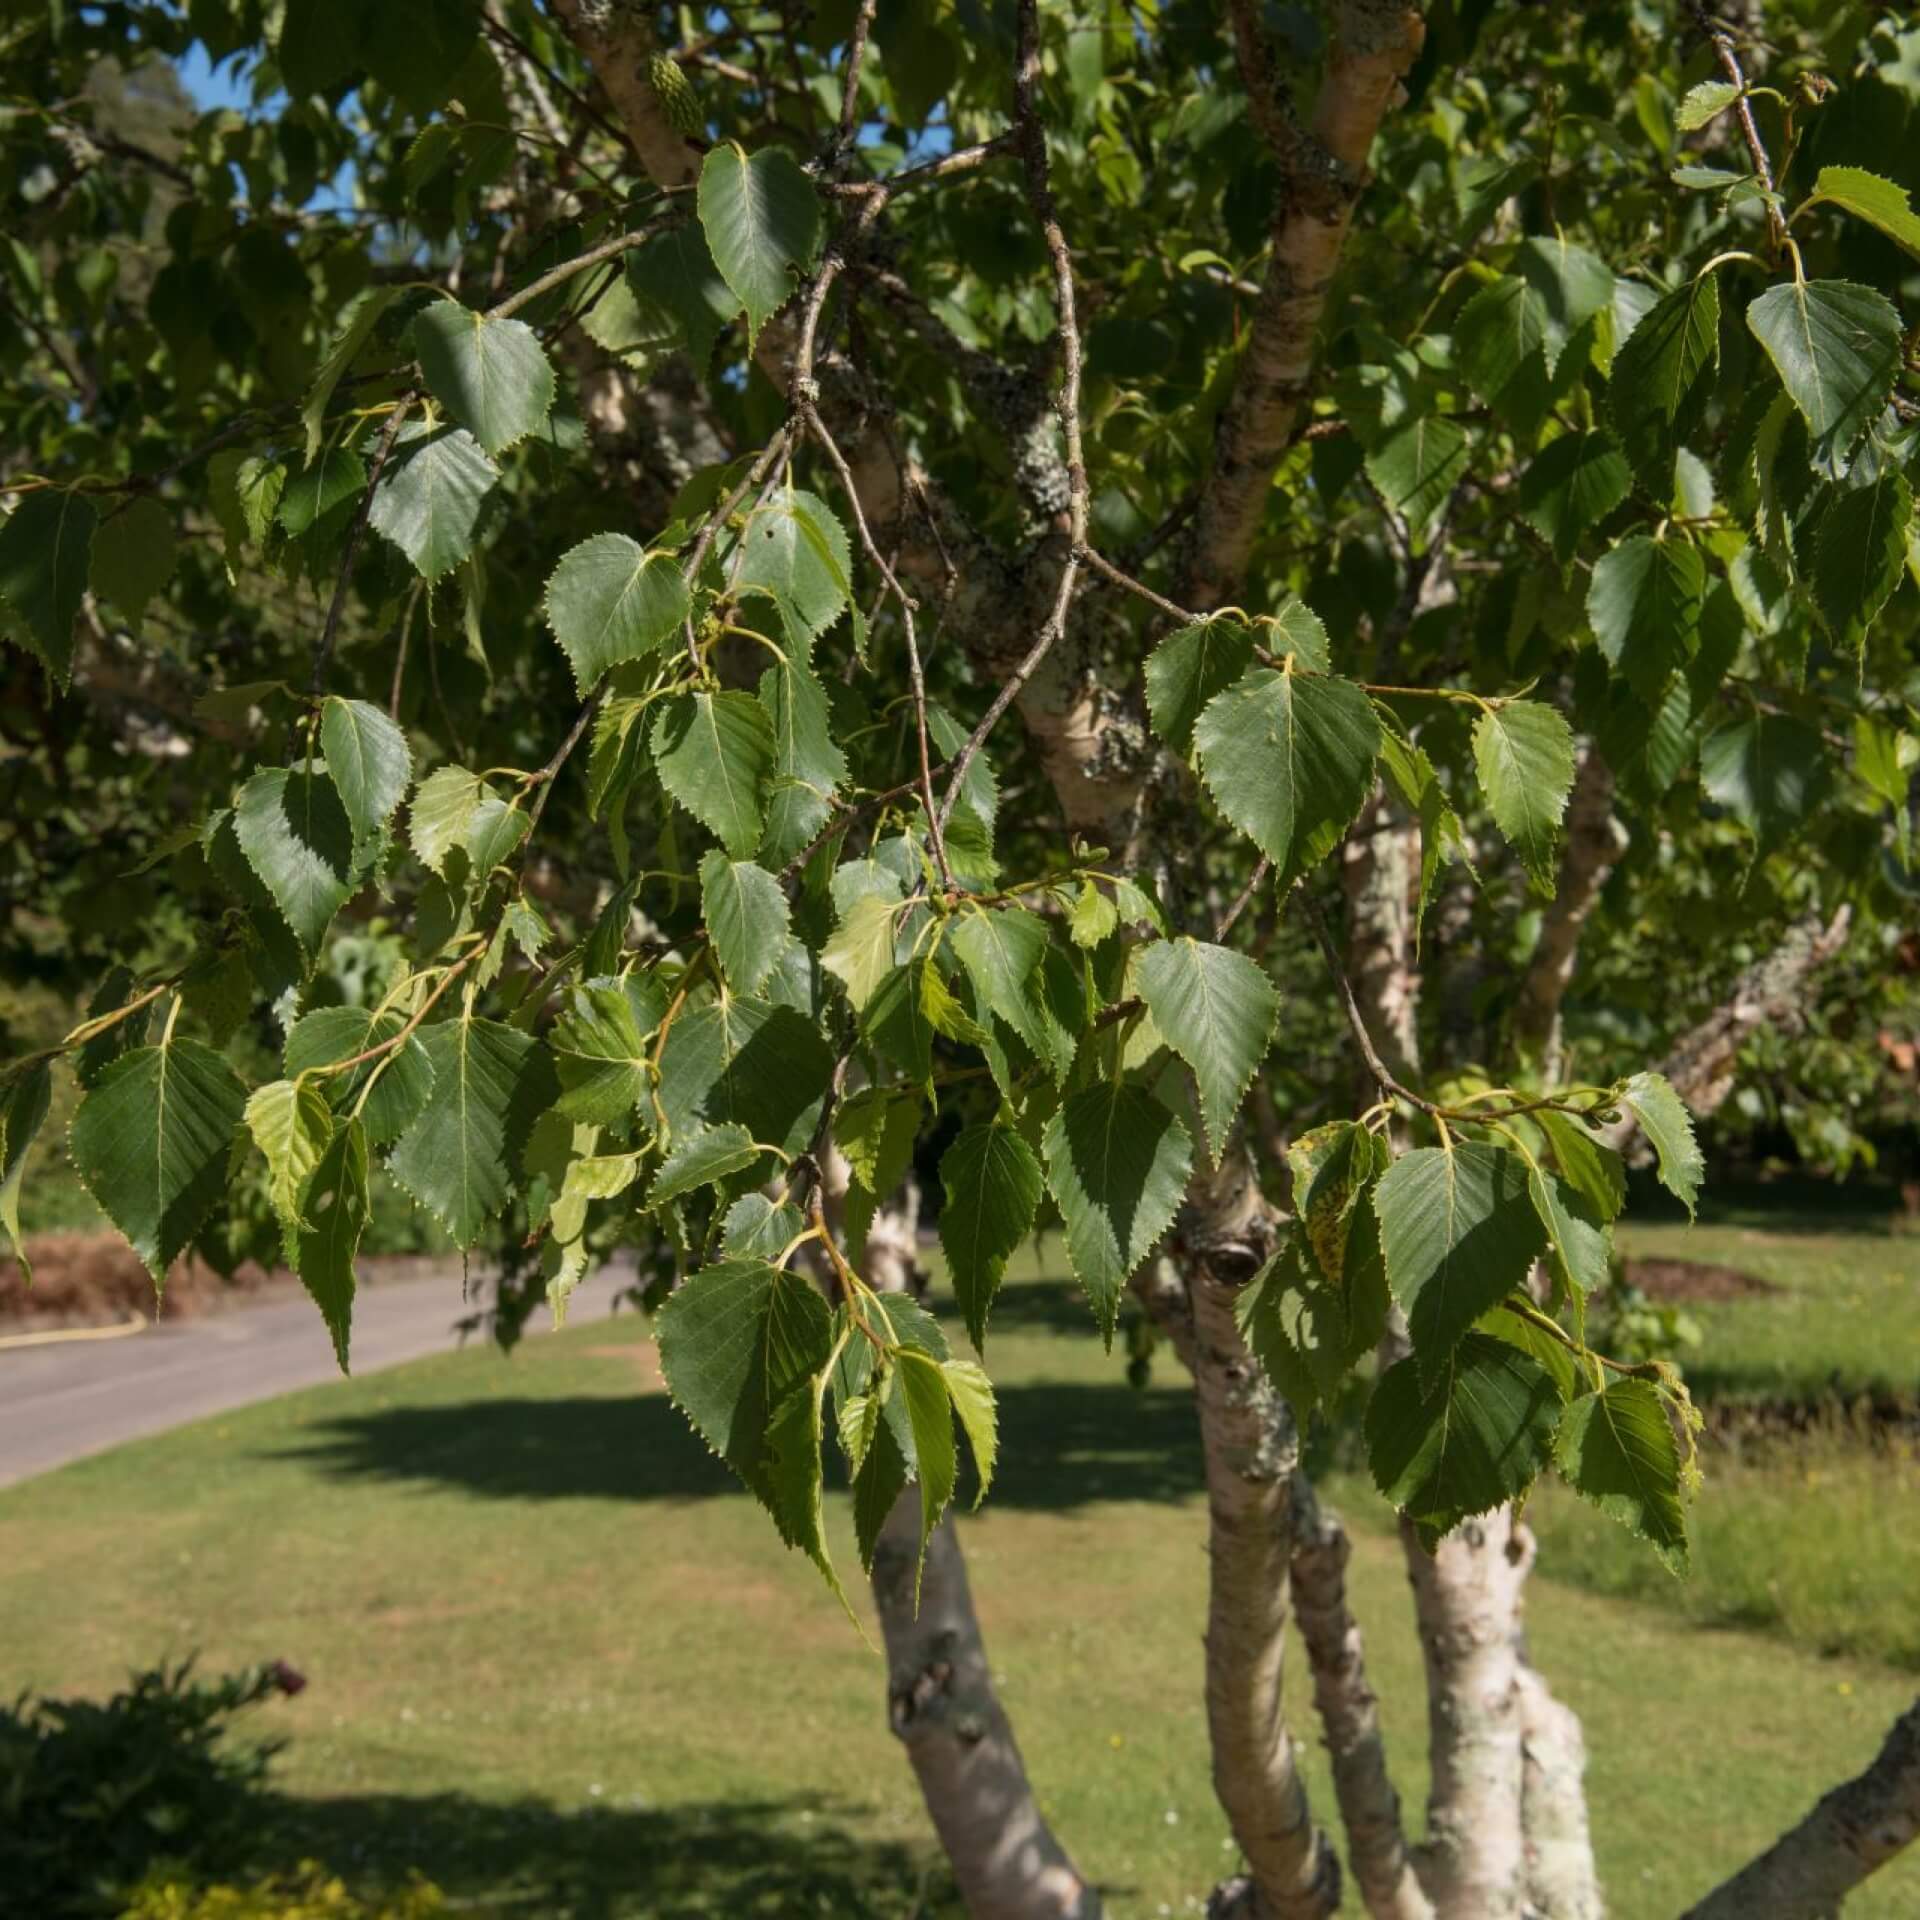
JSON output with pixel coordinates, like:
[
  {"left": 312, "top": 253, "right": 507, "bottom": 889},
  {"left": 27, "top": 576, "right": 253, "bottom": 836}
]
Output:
[{"left": 0, "top": 1264, "right": 631, "bottom": 1491}]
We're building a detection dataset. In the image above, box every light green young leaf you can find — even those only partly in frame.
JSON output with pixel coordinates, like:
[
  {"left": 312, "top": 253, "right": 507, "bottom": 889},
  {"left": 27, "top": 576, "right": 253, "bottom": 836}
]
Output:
[
  {"left": 651, "top": 690, "right": 776, "bottom": 857},
  {"left": 550, "top": 977, "right": 665, "bottom": 1126},
  {"left": 0, "top": 487, "right": 96, "bottom": 685},
  {"left": 942, "top": 1358, "right": 998, "bottom": 1505},
  {"left": 303, "top": 286, "right": 396, "bottom": 464},
  {"left": 295, "top": 1116, "right": 370, "bottom": 1373},
  {"left": 409, "top": 765, "right": 486, "bottom": 874},
  {"left": 1145, "top": 617, "right": 1255, "bottom": 756},
  {"left": 1375, "top": 1142, "right": 1546, "bottom": 1384},
  {"left": 700, "top": 851, "right": 791, "bottom": 997},
  {"left": 822, "top": 892, "right": 902, "bottom": 1014},
  {"left": 233, "top": 767, "right": 356, "bottom": 952},
  {"left": 1535, "top": 1108, "right": 1627, "bottom": 1223},
  {"left": 1367, "top": 1332, "right": 1564, "bottom": 1545},
  {"left": 1796, "top": 166, "right": 1920, "bottom": 264},
  {"left": 1042, "top": 1083, "right": 1193, "bottom": 1345},
  {"left": 939, "top": 1120, "right": 1043, "bottom": 1350},
  {"left": 1745, "top": 278, "right": 1903, "bottom": 479},
  {"left": 1472, "top": 701, "right": 1576, "bottom": 895},
  {"left": 366, "top": 419, "right": 498, "bottom": 581},
  {"left": 697, "top": 143, "right": 822, "bottom": 345},
  {"left": 1674, "top": 78, "right": 1740, "bottom": 131},
  {"left": 1557, "top": 1379, "right": 1690, "bottom": 1573},
  {"left": 650, "top": 1121, "right": 761, "bottom": 1204},
  {"left": 411, "top": 298, "right": 556, "bottom": 455},
  {"left": 1193, "top": 669, "right": 1381, "bottom": 889},
  {"left": 1620, "top": 1070, "right": 1703, "bottom": 1218},
  {"left": 69, "top": 1035, "right": 248, "bottom": 1284},
  {"left": 544, "top": 533, "right": 691, "bottom": 691},
  {"left": 245, "top": 1076, "right": 336, "bottom": 1263},
  {"left": 320, "top": 698, "right": 412, "bottom": 843},
  {"left": 387, "top": 1014, "right": 552, "bottom": 1247},
  {"left": 0, "top": 1062, "right": 51, "bottom": 1285},
  {"left": 1134, "top": 937, "right": 1279, "bottom": 1165}
]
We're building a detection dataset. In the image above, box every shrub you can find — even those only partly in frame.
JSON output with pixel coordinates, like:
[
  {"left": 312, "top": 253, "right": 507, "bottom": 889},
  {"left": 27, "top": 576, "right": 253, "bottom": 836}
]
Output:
[{"left": 121, "top": 1864, "right": 443, "bottom": 1919}]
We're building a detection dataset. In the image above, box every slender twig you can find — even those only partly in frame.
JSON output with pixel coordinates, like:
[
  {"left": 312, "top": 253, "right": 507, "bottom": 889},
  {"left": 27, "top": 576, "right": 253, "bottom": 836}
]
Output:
[
  {"left": 479, "top": 12, "right": 629, "bottom": 151},
  {"left": 835, "top": 0, "right": 878, "bottom": 155},
  {"left": 934, "top": 1, "right": 1089, "bottom": 837},
  {"left": 524, "top": 690, "right": 604, "bottom": 837},
  {"left": 306, "top": 399, "right": 411, "bottom": 700},
  {"left": 1298, "top": 888, "right": 1441, "bottom": 1116},
  {"left": 777, "top": 770, "right": 950, "bottom": 882},
  {"left": 389, "top": 580, "right": 423, "bottom": 720},
  {"left": 487, "top": 221, "right": 668, "bottom": 320},
  {"left": 1215, "top": 858, "right": 1271, "bottom": 941},
  {"left": 1685, "top": 2, "right": 1787, "bottom": 252},
  {"left": 1076, "top": 541, "right": 1195, "bottom": 625},
  {"left": 820, "top": 132, "right": 1019, "bottom": 198}
]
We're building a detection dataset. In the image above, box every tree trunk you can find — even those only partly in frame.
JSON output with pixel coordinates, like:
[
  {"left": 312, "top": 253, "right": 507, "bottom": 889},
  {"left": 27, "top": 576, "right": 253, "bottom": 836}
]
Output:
[
  {"left": 1517, "top": 1668, "right": 1603, "bottom": 1920},
  {"left": 1682, "top": 1697, "right": 1920, "bottom": 1920}
]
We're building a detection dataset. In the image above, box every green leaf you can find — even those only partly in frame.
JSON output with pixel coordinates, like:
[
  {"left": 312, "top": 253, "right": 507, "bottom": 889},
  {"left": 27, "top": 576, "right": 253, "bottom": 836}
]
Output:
[
  {"left": 822, "top": 892, "right": 904, "bottom": 1014},
  {"left": 1745, "top": 278, "right": 1903, "bottom": 479},
  {"left": 294, "top": 1116, "right": 370, "bottom": 1372},
  {"left": 943, "top": 1358, "right": 998, "bottom": 1505},
  {"left": 245, "top": 1076, "right": 335, "bottom": 1263},
  {"left": 700, "top": 851, "right": 792, "bottom": 997},
  {"left": 1455, "top": 274, "right": 1547, "bottom": 403},
  {"left": 1238, "top": 1236, "right": 1373, "bottom": 1413},
  {"left": 278, "top": 445, "right": 365, "bottom": 537},
  {"left": 412, "top": 298, "right": 556, "bottom": 455},
  {"left": 722, "top": 1193, "right": 807, "bottom": 1262},
  {"left": 89, "top": 496, "right": 176, "bottom": 629},
  {"left": 1375, "top": 1142, "right": 1546, "bottom": 1382},
  {"left": 410, "top": 766, "right": 486, "bottom": 873},
  {"left": 1286, "top": 1120, "right": 1384, "bottom": 1285},
  {"left": 284, "top": 1004, "right": 435, "bottom": 1146},
  {"left": 549, "top": 977, "right": 665, "bottom": 1126},
  {"left": 1041, "top": 1083, "right": 1193, "bottom": 1344},
  {"left": 233, "top": 767, "right": 356, "bottom": 953},
  {"left": 320, "top": 697, "right": 412, "bottom": 843},
  {"left": 0, "top": 1062, "right": 51, "bottom": 1285},
  {"left": 1699, "top": 714, "right": 1832, "bottom": 863},
  {"left": 1365, "top": 414, "right": 1470, "bottom": 542},
  {"left": 277, "top": 0, "right": 364, "bottom": 97},
  {"left": 1472, "top": 701, "right": 1576, "bottom": 895},
  {"left": 656, "top": 996, "right": 831, "bottom": 1158},
  {"left": 366, "top": 419, "right": 498, "bottom": 581},
  {"left": 1145, "top": 618, "right": 1255, "bottom": 757},
  {"left": 1813, "top": 473, "right": 1912, "bottom": 647},
  {"left": 1586, "top": 535, "right": 1705, "bottom": 701},
  {"left": 733, "top": 489, "right": 852, "bottom": 642},
  {"left": 1264, "top": 596, "right": 1333, "bottom": 673},
  {"left": 303, "top": 286, "right": 396, "bottom": 464},
  {"left": 1516, "top": 234, "right": 1614, "bottom": 374},
  {"left": 1796, "top": 167, "right": 1920, "bottom": 264},
  {"left": 656, "top": 1258, "right": 844, "bottom": 1591},
  {"left": 651, "top": 690, "right": 776, "bottom": 858},
  {"left": 1193, "top": 669, "right": 1382, "bottom": 889},
  {"left": 1367, "top": 1332, "right": 1564, "bottom": 1542},
  {"left": 70, "top": 1036, "right": 248, "bottom": 1283},
  {"left": 651, "top": 1121, "right": 762, "bottom": 1204},
  {"left": 1518, "top": 432, "right": 1630, "bottom": 567},
  {"left": 1556, "top": 1379, "right": 1691, "bottom": 1573},
  {"left": 759, "top": 656, "right": 848, "bottom": 861},
  {"left": 388, "top": 1014, "right": 554, "bottom": 1247},
  {"left": 897, "top": 1350, "right": 958, "bottom": 1598},
  {"left": 1620, "top": 1070, "right": 1703, "bottom": 1218},
  {"left": 1528, "top": 1164, "right": 1610, "bottom": 1323},
  {"left": 939, "top": 1120, "right": 1043, "bottom": 1349},
  {"left": 0, "top": 488, "right": 96, "bottom": 685},
  {"left": 697, "top": 143, "right": 822, "bottom": 346},
  {"left": 952, "top": 905, "right": 1073, "bottom": 1081},
  {"left": 1377, "top": 729, "right": 1470, "bottom": 943},
  {"left": 1607, "top": 275, "right": 1720, "bottom": 487},
  {"left": 1134, "top": 937, "right": 1279, "bottom": 1165},
  {"left": 1674, "top": 79, "right": 1740, "bottom": 131},
  {"left": 631, "top": 222, "right": 741, "bottom": 370},
  {"left": 1536, "top": 1109, "right": 1626, "bottom": 1223},
  {"left": 544, "top": 533, "right": 691, "bottom": 691}
]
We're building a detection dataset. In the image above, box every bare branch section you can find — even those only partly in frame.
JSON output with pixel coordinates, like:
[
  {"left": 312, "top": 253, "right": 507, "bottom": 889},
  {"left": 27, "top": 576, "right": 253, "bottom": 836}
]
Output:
[
  {"left": 1187, "top": 1, "right": 1426, "bottom": 610},
  {"left": 1682, "top": 1697, "right": 1920, "bottom": 1920}
]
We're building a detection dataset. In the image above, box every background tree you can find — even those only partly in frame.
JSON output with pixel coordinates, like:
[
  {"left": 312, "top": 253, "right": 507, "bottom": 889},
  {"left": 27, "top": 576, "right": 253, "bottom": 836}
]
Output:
[{"left": 3, "top": 2, "right": 1919, "bottom": 1915}]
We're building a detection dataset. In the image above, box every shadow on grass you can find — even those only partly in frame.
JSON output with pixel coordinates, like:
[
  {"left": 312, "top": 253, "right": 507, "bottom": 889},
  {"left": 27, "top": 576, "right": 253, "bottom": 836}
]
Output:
[
  {"left": 251, "top": 1790, "right": 959, "bottom": 1919},
  {"left": 280, "top": 1375, "right": 1204, "bottom": 1511}
]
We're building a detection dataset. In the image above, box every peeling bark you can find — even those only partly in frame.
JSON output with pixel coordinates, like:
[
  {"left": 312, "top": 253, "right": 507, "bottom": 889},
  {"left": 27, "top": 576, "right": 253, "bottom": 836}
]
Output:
[
  {"left": 1290, "top": 1480, "right": 1432, "bottom": 1920},
  {"left": 1187, "top": 2, "right": 1426, "bottom": 610},
  {"left": 1682, "top": 1696, "right": 1920, "bottom": 1920},
  {"left": 1510, "top": 751, "right": 1628, "bottom": 1084}
]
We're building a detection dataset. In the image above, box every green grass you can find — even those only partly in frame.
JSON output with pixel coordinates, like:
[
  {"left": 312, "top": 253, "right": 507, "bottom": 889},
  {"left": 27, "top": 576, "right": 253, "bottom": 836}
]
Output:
[{"left": 2, "top": 1254, "right": 1917, "bottom": 1918}]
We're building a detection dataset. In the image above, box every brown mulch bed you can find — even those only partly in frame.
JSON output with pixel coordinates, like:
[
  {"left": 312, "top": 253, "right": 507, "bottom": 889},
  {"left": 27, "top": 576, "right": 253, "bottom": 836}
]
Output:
[
  {"left": 1622, "top": 1256, "right": 1779, "bottom": 1303},
  {"left": 0, "top": 1233, "right": 438, "bottom": 1334}
]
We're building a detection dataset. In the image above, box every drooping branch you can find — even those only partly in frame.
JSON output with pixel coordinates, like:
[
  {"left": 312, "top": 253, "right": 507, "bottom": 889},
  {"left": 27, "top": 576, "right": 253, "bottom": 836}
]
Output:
[
  {"left": 1186, "top": 1, "right": 1426, "bottom": 610},
  {"left": 1681, "top": 1697, "right": 1920, "bottom": 1920}
]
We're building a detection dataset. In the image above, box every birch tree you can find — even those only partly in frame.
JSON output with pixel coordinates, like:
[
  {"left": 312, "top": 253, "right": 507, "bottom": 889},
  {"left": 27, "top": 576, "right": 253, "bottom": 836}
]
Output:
[{"left": 4, "top": 2, "right": 1919, "bottom": 1914}]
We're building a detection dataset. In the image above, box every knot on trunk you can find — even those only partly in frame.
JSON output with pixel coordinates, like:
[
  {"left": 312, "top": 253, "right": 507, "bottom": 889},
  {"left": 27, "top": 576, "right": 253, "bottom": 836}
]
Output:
[{"left": 888, "top": 1633, "right": 958, "bottom": 1737}]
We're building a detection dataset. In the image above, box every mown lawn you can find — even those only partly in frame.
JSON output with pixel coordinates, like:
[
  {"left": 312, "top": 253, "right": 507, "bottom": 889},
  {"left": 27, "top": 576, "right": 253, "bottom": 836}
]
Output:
[{"left": 2, "top": 1246, "right": 1917, "bottom": 1917}]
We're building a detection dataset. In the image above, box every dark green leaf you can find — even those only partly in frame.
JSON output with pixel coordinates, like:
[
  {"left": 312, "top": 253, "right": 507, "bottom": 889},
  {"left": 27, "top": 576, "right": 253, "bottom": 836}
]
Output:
[
  {"left": 544, "top": 533, "right": 691, "bottom": 691},
  {"left": 0, "top": 488, "right": 96, "bottom": 684},
  {"left": 1745, "top": 278, "right": 1902, "bottom": 479},
  {"left": 697, "top": 143, "right": 822, "bottom": 345},
  {"left": 367, "top": 419, "right": 498, "bottom": 581},
  {"left": 939, "top": 1120, "right": 1043, "bottom": 1349},
  {"left": 1557, "top": 1379, "right": 1690, "bottom": 1573},
  {"left": 412, "top": 298, "right": 556, "bottom": 455},
  {"left": 1134, "top": 937, "right": 1279, "bottom": 1164}
]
